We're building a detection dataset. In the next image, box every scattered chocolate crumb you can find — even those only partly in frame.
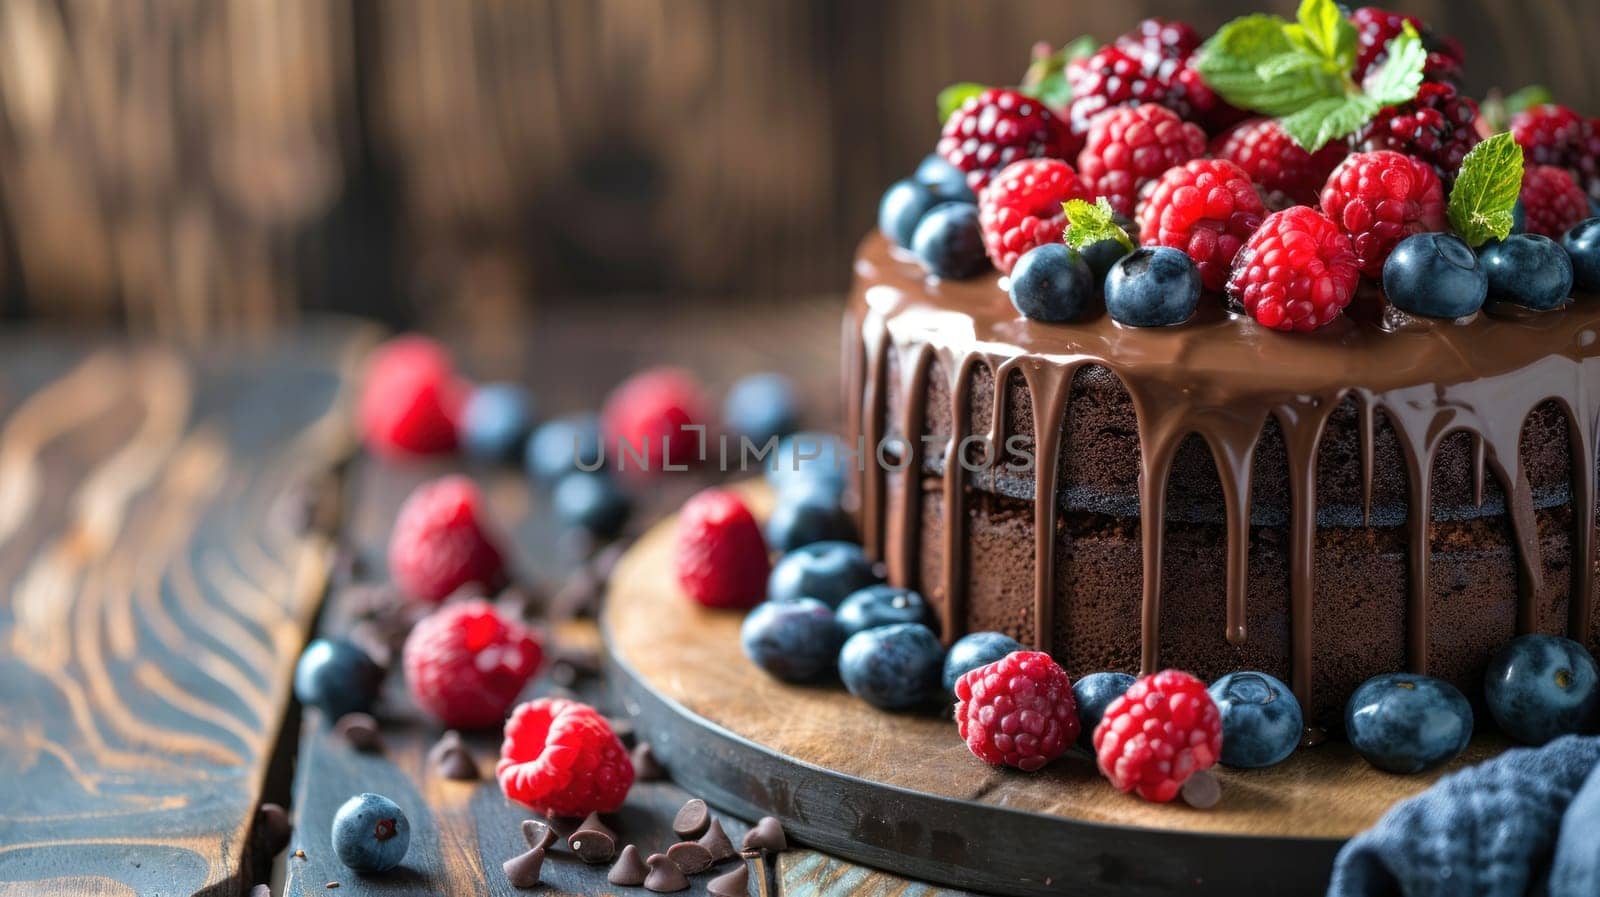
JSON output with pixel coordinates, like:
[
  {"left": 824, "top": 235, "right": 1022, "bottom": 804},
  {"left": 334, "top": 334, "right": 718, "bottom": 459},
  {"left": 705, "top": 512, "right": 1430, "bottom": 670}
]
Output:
[
  {"left": 643, "top": 852, "right": 690, "bottom": 892},
  {"left": 568, "top": 811, "right": 617, "bottom": 864},
  {"left": 294, "top": 849, "right": 306, "bottom": 860},
  {"left": 740, "top": 816, "right": 786, "bottom": 853},
  {"left": 254, "top": 803, "right": 292, "bottom": 857},
  {"left": 427, "top": 730, "right": 480, "bottom": 781},
  {"left": 672, "top": 799, "right": 710, "bottom": 839},
  {"left": 698, "top": 818, "right": 737, "bottom": 863},
  {"left": 707, "top": 862, "right": 749, "bottom": 897},
  {"left": 324, "top": 883, "right": 339, "bottom": 890},
  {"left": 631, "top": 742, "right": 666, "bottom": 781},
  {"left": 502, "top": 846, "right": 546, "bottom": 889},
  {"left": 608, "top": 844, "right": 649, "bottom": 886},
  {"left": 666, "top": 840, "right": 714, "bottom": 875},
  {"left": 332, "top": 712, "right": 383, "bottom": 752},
  {"left": 520, "top": 819, "right": 557, "bottom": 851},
  {"left": 1181, "top": 770, "right": 1222, "bottom": 810}
]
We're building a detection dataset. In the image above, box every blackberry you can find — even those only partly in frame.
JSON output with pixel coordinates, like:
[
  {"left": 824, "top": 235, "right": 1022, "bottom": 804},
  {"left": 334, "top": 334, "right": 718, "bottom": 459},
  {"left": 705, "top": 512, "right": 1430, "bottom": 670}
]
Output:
[
  {"left": 1350, "top": 82, "right": 1481, "bottom": 185},
  {"left": 1349, "top": 7, "right": 1465, "bottom": 86}
]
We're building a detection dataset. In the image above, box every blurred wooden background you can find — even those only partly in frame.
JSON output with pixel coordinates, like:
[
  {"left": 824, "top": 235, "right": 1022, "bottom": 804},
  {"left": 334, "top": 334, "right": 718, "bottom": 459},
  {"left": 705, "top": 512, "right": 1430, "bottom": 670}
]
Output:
[{"left": 0, "top": 0, "right": 1595, "bottom": 340}]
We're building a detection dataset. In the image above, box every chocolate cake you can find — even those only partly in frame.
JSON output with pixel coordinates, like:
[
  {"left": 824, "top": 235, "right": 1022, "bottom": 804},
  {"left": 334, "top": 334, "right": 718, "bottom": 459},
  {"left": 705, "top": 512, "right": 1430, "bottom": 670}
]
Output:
[{"left": 844, "top": 232, "right": 1600, "bottom": 728}]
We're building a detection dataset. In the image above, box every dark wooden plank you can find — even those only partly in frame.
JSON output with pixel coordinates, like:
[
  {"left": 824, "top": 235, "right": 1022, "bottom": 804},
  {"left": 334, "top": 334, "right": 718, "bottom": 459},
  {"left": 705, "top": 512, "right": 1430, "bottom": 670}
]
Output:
[{"left": 0, "top": 322, "right": 379, "bottom": 896}]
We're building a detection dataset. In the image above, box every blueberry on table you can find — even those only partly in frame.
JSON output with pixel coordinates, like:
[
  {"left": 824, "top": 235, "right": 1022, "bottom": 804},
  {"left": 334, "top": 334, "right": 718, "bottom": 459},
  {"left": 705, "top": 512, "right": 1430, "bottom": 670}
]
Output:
[
  {"left": 1479, "top": 234, "right": 1574, "bottom": 310},
  {"left": 1104, "top": 246, "right": 1201, "bottom": 327},
  {"left": 836, "top": 584, "right": 933, "bottom": 639},
  {"left": 766, "top": 431, "right": 848, "bottom": 501},
  {"left": 1009, "top": 244, "right": 1095, "bottom": 323},
  {"left": 1346, "top": 673, "right": 1473, "bottom": 774},
  {"left": 1564, "top": 217, "right": 1600, "bottom": 292},
  {"left": 741, "top": 598, "right": 845, "bottom": 683},
  {"left": 1484, "top": 633, "right": 1600, "bottom": 745},
  {"left": 915, "top": 153, "right": 977, "bottom": 203},
  {"left": 552, "top": 471, "right": 631, "bottom": 540},
  {"left": 879, "top": 179, "right": 943, "bottom": 250},
  {"left": 294, "top": 638, "right": 384, "bottom": 719},
  {"left": 941, "top": 631, "right": 1024, "bottom": 693},
  {"left": 1070, "top": 671, "right": 1136, "bottom": 750},
  {"left": 723, "top": 372, "right": 800, "bottom": 446},
  {"left": 1381, "top": 232, "right": 1488, "bottom": 318},
  {"left": 764, "top": 483, "right": 857, "bottom": 553},
  {"left": 912, "top": 202, "right": 990, "bottom": 280},
  {"left": 838, "top": 622, "right": 944, "bottom": 711},
  {"left": 525, "top": 413, "right": 602, "bottom": 483},
  {"left": 332, "top": 792, "right": 410, "bottom": 873},
  {"left": 1208, "top": 671, "right": 1304, "bottom": 769},
  {"left": 766, "top": 541, "right": 881, "bottom": 608},
  {"left": 460, "top": 382, "right": 537, "bottom": 462}
]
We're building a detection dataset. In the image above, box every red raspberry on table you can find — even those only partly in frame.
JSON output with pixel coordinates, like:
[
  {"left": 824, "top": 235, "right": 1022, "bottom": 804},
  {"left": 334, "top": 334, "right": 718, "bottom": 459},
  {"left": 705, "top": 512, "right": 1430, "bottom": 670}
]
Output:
[
  {"left": 358, "top": 335, "right": 467, "bottom": 457},
  {"left": 1077, "top": 104, "right": 1206, "bottom": 220},
  {"left": 1226, "top": 206, "right": 1361, "bottom": 332},
  {"left": 937, "top": 88, "right": 1078, "bottom": 194},
  {"left": 1349, "top": 7, "right": 1464, "bottom": 86},
  {"left": 675, "top": 488, "right": 770, "bottom": 610},
  {"left": 403, "top": 599, "right": 542, "bottom": 729},
  {"left": 388, "top": 475, "right": 507, "bottom": 603},
  {"left": 1139, "top": 158, "right": 1265, "bottom": 292},
  {"left": 1349, "top": 82, "right": 1481, "bottom": 185},
  {"left": 978, "top": 158, "right": 1090, "bottom": 275},
  {"left": 1512, "top": 104, "right": 1600, "bottom": 202},
  {"left": 1319, "top": 150, "right": 1446, "bottom": 278},
  {"left": 954, "top": 651, "right": 1079, "bottom": 772},
  {"left": 1212, "top": 119, "right": 1346, "bottom": 209},
  {"left": 1520, "top": 164, "right": 1590, "bottom": 239},
  {"left": 602, "top": 368, "right": 707, "bottom": 474},
  {"left": 1093, "top": 669, "right": 1221, "bottom": 803},
  {"left": 497, "top": 698, "right": 634, "bottom": 816}
]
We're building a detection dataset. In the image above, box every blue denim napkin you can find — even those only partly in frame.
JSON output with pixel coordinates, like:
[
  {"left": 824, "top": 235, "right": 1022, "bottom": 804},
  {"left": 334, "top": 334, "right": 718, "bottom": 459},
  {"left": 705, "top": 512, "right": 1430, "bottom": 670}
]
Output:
[
  {"left": 1327, "top": 735, "right": 1600, "bottom": 897},
  {"left": 1547, "top": 755, "right": 1600, "bottom": 897}
]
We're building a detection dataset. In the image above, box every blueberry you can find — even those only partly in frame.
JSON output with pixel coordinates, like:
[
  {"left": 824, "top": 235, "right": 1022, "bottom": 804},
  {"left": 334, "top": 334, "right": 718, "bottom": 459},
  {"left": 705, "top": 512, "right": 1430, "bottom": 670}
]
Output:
[
  {"left": 941, "top": 631, "right": 1024, "bottom": 692},
  {"left": 767, "top": 541, "right": 881, "bottom": 608},
  {"left": 1564, "top": 217, "right": 1600, "bottom": 293},
  {"left": 1009, "top": 244, "right": 1094, "bottom": 323},
  {"left": 1104, "top": 246, "right": 1201, "bottom": 327},
  {"left": 914, "top": 154, "right": 976, "bottom": 203},
  {"left": 838, "top": 623, "right": 944, "bottom": 710},
  {"left": 1081, "top": 237, "right": 1133, "bottom": 286},
  {"left": 1382, "top": 232, "right": 1488, "bottom": 318},
  {"left": 331, "top": 792, "right": 410, "bottom": 872},
  {"left": 879, "top": 179, "right": 943, "bottom": 250},
  {"left": 552, "top": 471, "right": 631, "bottom": 539},
  {"left": 295, "top": 638, "right": 384, "bottom": 719},
  {"left": 1346, "top": 673, "right": 1473, "bottom": 774},
  {"left": 723, "top": 372, "right": 800, "bottom": 445},
  {"left": 912, "top": 202, "right": 989, "bottom": 280},
  {"left": 1209, "top": 671, "right": 1304, "bottom": 768},
  {"left": 460, "top": 383, "right": 537, "bottom": 462},
  {"left": 836, "top": 585, "right": 933, "bottom": 639},
  {"left": 1071, "top": 671, "right": 1136, "bottom": 750},
  {"left": 741, "top": 598, "right": 845, "bottom": 683},
  {"left": 1479, "top": 234, "right": 1574, "bottom": 310},
  {"left": 766, "top": 431, "right": 849, "bottom": 500},
  {"left": 1511, "top": 198, "right": 1527, "bottom": 234},
  {"left": 765, "top": 484, "right": 857, "bottom": 552},
  {"left": 525, "top": 413, "right": 602, "bottom": 482},
  {"left": 1484, "top": 633, "right": 1600, "bottom": 745}
]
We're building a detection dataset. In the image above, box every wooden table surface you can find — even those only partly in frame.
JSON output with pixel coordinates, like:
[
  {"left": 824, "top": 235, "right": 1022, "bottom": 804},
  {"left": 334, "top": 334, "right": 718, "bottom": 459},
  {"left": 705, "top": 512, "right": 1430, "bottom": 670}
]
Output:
[{"left": 0, "top": 303, "right": 969, "bottom": 896}]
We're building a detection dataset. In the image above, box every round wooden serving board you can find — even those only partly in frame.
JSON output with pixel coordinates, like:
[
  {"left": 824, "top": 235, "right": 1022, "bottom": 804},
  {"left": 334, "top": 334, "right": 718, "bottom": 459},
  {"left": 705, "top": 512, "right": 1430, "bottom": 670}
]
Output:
[{"left": 601, "top": 482, "right": 1510, "bottom": 897}]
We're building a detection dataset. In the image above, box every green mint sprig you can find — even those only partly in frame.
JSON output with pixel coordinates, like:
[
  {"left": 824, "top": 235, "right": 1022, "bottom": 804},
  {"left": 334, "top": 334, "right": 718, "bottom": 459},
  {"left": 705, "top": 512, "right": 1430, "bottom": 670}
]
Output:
[
  {"left": 1195, "top": 0, "right": 1427, "bottom": 151},
  {"left": 1447, "top": 132, "right": 1524, "bottom": 247},
  {"left": 1062, "top": 198, "right": 1135, "bottom": 252},
  {"left": 1019, "top": 36, "right": 1099, "bottom": 110},
  {"left": 937, "top": 83, "right": 987, "bottom": 123}
]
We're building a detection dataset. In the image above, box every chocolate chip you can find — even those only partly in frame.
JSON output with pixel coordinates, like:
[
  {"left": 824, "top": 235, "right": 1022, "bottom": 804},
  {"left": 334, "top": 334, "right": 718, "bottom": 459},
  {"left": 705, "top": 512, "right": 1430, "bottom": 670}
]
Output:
[
  {"left": 254, "top": 803, "right": 292, "bottom": 857},
  {"left": 698, "top": 818, "right": 737, "bottom": 864},
  {"left": 427, "top": 731, "right": 480, "bottom": 781},
  {"left": 672, "top": 799, "right": 710, "bottom": 839},
  {"left": 568, "top": 811, "right": 617, "bottom": 863},
  {"left": 707, "top": 862, "right": 749, "bottom": 897},
  {"left": 666, "top": 840, "right": 714, "bottom": 875},
  {"left": 502, "top": 846, "right": 546, "bottom": 888},
  {"left": 740, "top": 816, "right": 786, "bottom": 853},
  {"left": 1181, "top": 769, "right": 1222, "bottom": 810},
  {"left": 608, "top": 844, "right": 649, "bottom": 886},
  {"left": 548, "top": 815, "right": 585, "bottom": 837},
  {"left": 521, "top": 819, "right": 557, "bottom": 851},
  {"left": 643, "top": 853, "right": 689, "bottom": 892},
  {"left": 332, "top": 713, "right": 383, "bottom": 752},
  {"left": 631, "top": 742, "right": 666, "bottom": 781}
]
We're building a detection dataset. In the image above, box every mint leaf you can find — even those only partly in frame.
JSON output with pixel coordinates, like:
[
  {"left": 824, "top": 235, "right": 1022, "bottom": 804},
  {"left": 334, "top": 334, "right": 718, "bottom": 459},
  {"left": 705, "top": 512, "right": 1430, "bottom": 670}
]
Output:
[
  {"left": 1361, "top": 21, "right": 1426, "bottom": 105},
  {"left": 938, "top": 83, "right": 986, "bottom": 123},
  {"left": 1020, "top": 36, "right": 1099, "bottom": 109},
  {"left": 1288, "top": 0, "right": 1355, "bottom": 70},
  {"left": 1448, "top": 132, "right": 1524, "bottom": 247},
  {"left": 1506, "top": 85, "right": 1554, "bottom": 116},
  {"left": 1062, "top": 198, "right": 1135, "bottom": 252},
  {"left": 1196, "top": 14, "right": 1338, "bottom": 117},
  {"left": 1279, "top": 95, "right": 1380, "bottom": 151}
]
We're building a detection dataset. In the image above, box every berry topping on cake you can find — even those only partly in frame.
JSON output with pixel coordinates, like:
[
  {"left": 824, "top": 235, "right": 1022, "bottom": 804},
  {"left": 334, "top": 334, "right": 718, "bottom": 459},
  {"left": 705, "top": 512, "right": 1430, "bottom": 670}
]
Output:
[
  {"left": 388, "top": 475, "right": 507, "bottom": 603},
  {"left": 602, "top": 368, "right": 707, "bottom": 473},
  {"left": 1226, "top": 206, "right": 1361, "bottom": 332},
  {"left": 403, "top": 600, "right": 543, "bottom": 729},
  {"left": 497, "top": 697, "right": 634, "bottom": 816},
  {"left": 1511, "top": 103, "right": 1600, "bottom": 201},
  {"left": 1348, "top": 82, "right": 1481, "bottom": 185},
  {"left": 1518, "top": 164, "right": 1590, "bottom": 238},
  {"left": 675, "top": 488, "right": 770, "bottom": 610},
  {"left": 1138, "top": 158, "right": 1265, "bottom": 291},
  {"left": 358, "top": 335, "right": 466, "bottom": 457},
  {"left": 1348, "top": 7, "right": 1464, "bottom": 86},
  {"left": 1566, "top": 219, "right": 1600, "bottom": 293},
  {"left": 1319, "top": 150, "right": 1447, "bottom": 278},
  {"left": 1383, "top": 233, "right": 1488, "bottom": 319},
  {"left": 913, "top": 202, "right": 990, "bottom": 279},
  {"left": 1480, "top": 234, "right": 1574, "bottom": 311},
  {"left": 1210, "top": 118, "right": 1347, "bottom": 209},
  {"left": 978, "top": 158, "right": 1090, "bottom": 275},
  {"left": 1112, "top": 17, "right": 1201, "bottom": 77},
  {"left": 1105, "top": 246, "right": 1202, "bottom": 327},
  {"left": 954, "top": 650, "right": 1080, "bottom": 771},
  {"left": 937, "top": 88, "right": 1076, "bottom": 193},
  {"left": 1076, "top": 103, "right": 1206, "bottom": 219},
  {"left": 1092, "top": 669, "right": 1221, "bottom": 802},
  {"left": 1008, "top": 243, "right": 1095, "bottom": 323},
  {"left": 1065, "top": 45, "right": 1168, "bottom": 136}
]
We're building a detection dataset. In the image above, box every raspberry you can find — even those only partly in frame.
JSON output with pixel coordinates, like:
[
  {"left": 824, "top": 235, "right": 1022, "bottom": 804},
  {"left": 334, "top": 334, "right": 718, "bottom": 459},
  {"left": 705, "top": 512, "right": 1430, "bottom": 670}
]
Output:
[
  {"left": 1349, "top": 7, "right": 1465, "bottom": 86},
  {"left": 954, "top": 651, "right": 1080, "bottom": 772},
  {"left": 1092, "top": 669, "right": 1221, "bottom": 803},
  {"left": 1350, "top": 82, "right": 1481, "bottom": 185},
  {"left": 403, "top": 600, "right": 542, "bottom": 728},
  {"left": 1319, "top": 150, "right": 1446, "bottom": 278},
  {"left": 1138, "top": 158, "right": 1265, "bottom": 292},
  {"left": 1226, "top": 206, "right": 1361, "bottom": 332},
  {"left": 1211, "top": 118, "right": 1347, "bottom": 209},
  {"left": 1076, "top": 103, "right": 1206, "bottom": 219},
  {"left": 674, "top": 488, "right": 770, "bottom": 610},
  {"left": 358, "top": 336, "right": 467, "bottom": 457},
  {"left": 937, "top": 88, "right": 1077, "bottom": 193},
  {"left": 1512, "top": 104, "right": 1600, "bottom": 202},
  {"left": 388, "top": 475, "right": 507, "bottom": 603},
  {"left": 497, "top": 698, "right": 634, "bottom": 817},
  {"left": 1520, "top": 164, "right": 1590, "bottom": 239},
  {"left": 1112, "top": 17, "right": 1201, "bottom": 76},
  {"left": 1164, "top": 58, "right": 1248, "bottom": 135},
  {"left": 601, "top": 368, "right": 707, "bottom": 474},
  {"left": 977, "top": 158, "right": 1090, "bottom": 275},
  {"left": 1066, "top": 45, "right": 1168, "bottom": 137}
]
